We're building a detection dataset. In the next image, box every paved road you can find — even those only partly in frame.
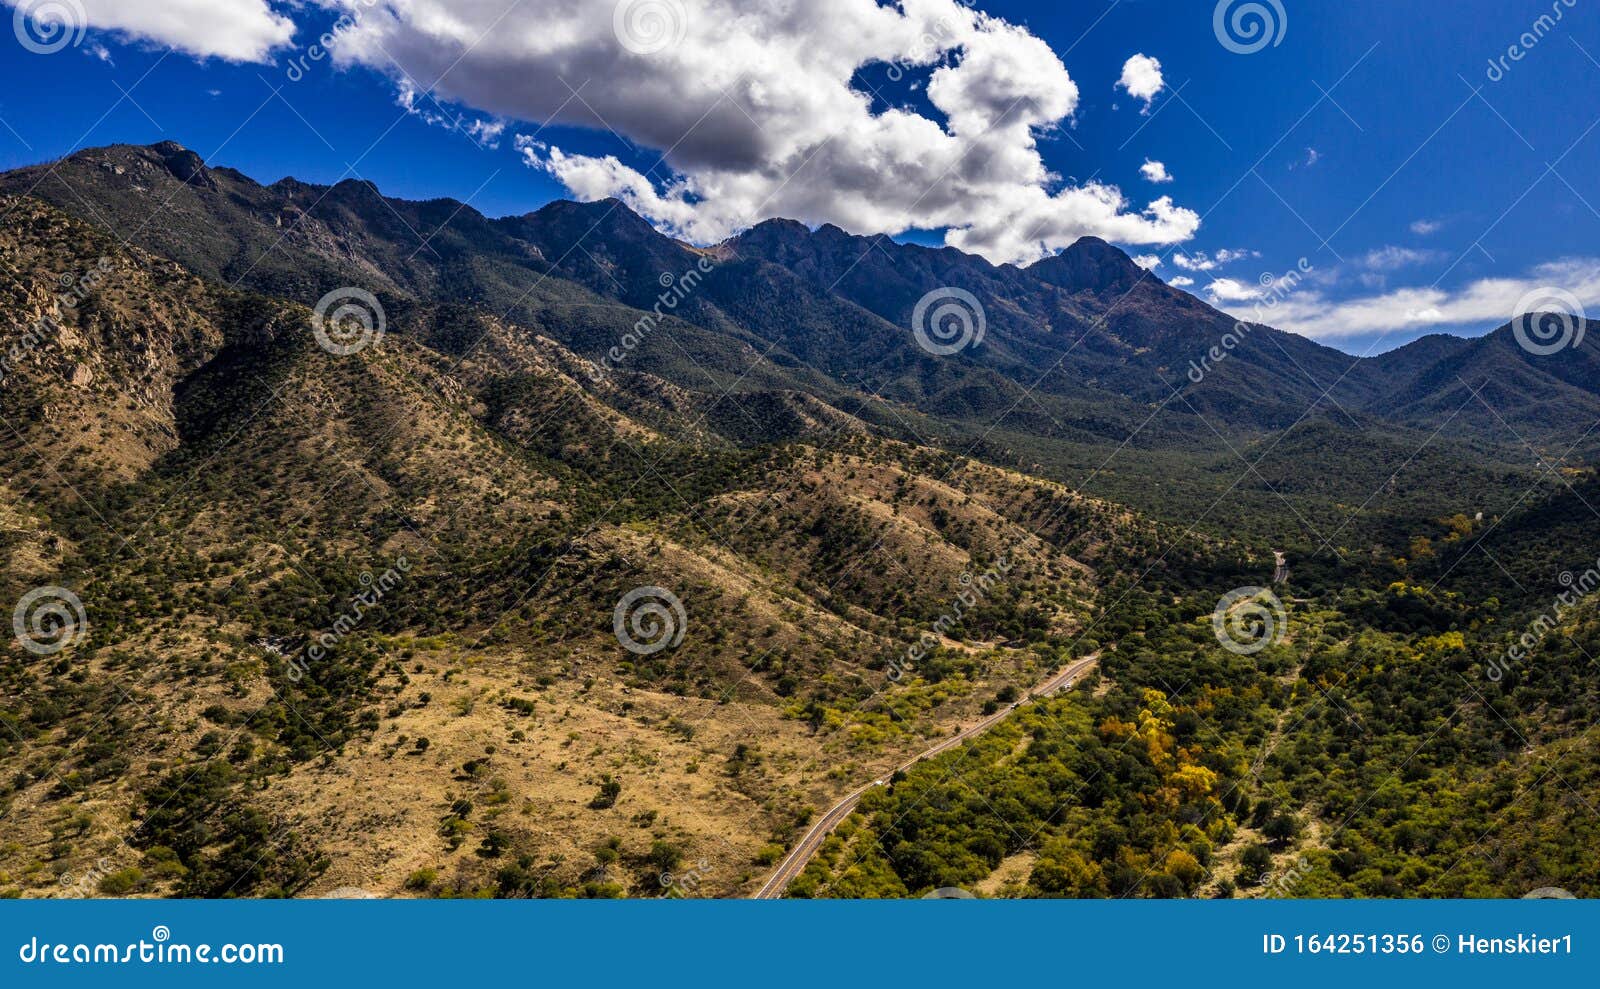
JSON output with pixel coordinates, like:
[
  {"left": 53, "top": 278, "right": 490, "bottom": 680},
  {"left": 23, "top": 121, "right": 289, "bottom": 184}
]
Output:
[{"left": 752, "top": 652, "right": 1101, "bottom": 899}]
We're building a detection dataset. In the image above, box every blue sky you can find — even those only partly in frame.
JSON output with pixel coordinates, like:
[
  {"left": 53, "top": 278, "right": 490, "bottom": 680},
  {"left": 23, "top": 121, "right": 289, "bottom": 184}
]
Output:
[{"left": 0, "top": 0, "right": 1595, "bottom": 355}]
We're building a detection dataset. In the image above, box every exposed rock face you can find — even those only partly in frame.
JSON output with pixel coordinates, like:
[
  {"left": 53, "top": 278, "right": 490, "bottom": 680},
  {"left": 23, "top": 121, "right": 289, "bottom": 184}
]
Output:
[{"left": 1025, "top": 236, "right": 1144, "bottom": 295}]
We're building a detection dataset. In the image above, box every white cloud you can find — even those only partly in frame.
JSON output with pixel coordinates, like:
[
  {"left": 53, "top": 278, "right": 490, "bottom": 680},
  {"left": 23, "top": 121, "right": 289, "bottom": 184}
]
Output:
[
  {"left": 1360, "top": 246, "right": 1443, "bottom": 271},
  {"left": 1204, "top": 277, "right": 1265, "bottom": 303},
  {"left": 1410, "top": 218, "right": 1442, "bottom": 236},
  {"left": 394, "top": 80, "right": 507, "bottom": 149},
  {"left": 4, "top": 0, "right": 295, "bottom": 62},
  {"left": 1132, "top": 254, "right": 1162, "bottom": 271},
  {"left": 1139, "top": 159, "right": 1172, "bottom": 184},
  {"left": 1115, "top": 53, "right": 1164, "bottom": 113},
  {"left": 1169, "top": 275, "right": 1194, "bottom": 288},
  {"left": 1174, "top": 247, "right": 1258, "bottom": 272},
  {"left": 465, "top": 118, "right": 507, "bottom": 148},
  {"left": 324, "top": 0, "right": 1200, "bottom": 264},
  {"left": 1213, "top": 257, "right": 1600, "bottom": 340}
]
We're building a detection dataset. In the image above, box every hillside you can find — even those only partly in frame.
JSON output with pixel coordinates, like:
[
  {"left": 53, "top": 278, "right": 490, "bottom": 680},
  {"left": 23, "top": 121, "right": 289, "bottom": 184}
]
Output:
[
  {"left": 1, "top": 143, "right": 1597, "bottom": 901},
  {"left": 0, "top": 195, "right": 1150, "bottom": 898},
  {"left": 5, "top": 143, "right": 1584, "bottom": 542}
]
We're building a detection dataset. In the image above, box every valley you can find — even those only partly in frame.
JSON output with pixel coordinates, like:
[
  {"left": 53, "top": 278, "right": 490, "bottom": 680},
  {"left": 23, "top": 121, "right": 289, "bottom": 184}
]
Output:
[{"left": 0, "top": 142, "right": 1596, "bottom": 900}]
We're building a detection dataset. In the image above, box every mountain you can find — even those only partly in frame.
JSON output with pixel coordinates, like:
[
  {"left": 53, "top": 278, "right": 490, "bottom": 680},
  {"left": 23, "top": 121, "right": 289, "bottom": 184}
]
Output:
[
  {"left": 0, "top": 186, "right": 1141, "bottom": 898},
  {"left": 7, "top": 144, "right": 1589, "bottom": 459},
  {"left": 3, "top": 143, "right": 1599, "bottom": 900}
]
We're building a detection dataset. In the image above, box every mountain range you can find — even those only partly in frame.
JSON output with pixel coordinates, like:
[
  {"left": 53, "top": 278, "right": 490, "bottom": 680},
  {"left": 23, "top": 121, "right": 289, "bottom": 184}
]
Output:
[
  {"left": 2, "top": 142, "right": 1597, "bottom": 900},
  {"left": 8, "top": 143, "right": 1594, "bottom": 528}
]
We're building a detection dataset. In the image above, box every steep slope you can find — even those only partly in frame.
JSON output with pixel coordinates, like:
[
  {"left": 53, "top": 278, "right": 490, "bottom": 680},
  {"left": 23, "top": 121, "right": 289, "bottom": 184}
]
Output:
[
  {"left": 1, "top": 141, "right": 1583, "bottom": 541},
  {"left": 1383, "top": 320, "right": 1600, "bottom": 450},
  {"left": 725, "top": 219, "right": 1370, "bottom": 428},
  {"left": 0, "top": 144, "right": 850, "bottom": 434},
  {"left": 0, "top": 195, "right": 1134, "bottom": 899}
]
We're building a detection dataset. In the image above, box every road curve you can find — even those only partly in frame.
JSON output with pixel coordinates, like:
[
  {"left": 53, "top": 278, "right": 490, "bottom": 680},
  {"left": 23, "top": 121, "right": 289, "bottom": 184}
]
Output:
[{"left": 752, "top": 652, "right": 1101, "bottom": 899}]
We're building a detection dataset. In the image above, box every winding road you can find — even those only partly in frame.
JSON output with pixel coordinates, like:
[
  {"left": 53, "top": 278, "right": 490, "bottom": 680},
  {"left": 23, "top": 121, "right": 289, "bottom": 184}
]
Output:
[{"left": 752, "top": 652, "right": 1101, "bottom": 899}]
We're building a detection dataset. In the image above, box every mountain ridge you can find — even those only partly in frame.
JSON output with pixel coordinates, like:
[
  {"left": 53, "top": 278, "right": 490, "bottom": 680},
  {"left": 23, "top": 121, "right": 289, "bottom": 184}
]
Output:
[
  {"left": 3, "top": 140, "right": 1594, "bottom": 519},
  {"left": 2, "top": 142, "right": 1598, "bottom": 902}
]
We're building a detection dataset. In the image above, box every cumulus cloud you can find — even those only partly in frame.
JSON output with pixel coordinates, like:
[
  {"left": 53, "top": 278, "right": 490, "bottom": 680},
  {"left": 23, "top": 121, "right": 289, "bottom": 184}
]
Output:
[
  {"left": 1132, "top": 254, "right": 1161, "bottom": 271},
  {"left": 1173, "top": 252, "right": 1217, "bottom": 272},
  {"left": 1115, "top": 53, "right": 1165, "bottom": 113},
  {"left": 1212, "top": 257, "right": 1600, "bottom": 340},
  {"left": 4, "top": 0, "right": 295, "bottom": 62},
  {"left": 319, "top": 0, "right": 1200, "bottom": 264},
  {"left": 1410, "top": 218, "right": 1442, "bottom": 236},
  {"left": 1140, "top": 159, "right": 1172, "bottom": 184},
  {"left": 1204, "top": 277, "right": 1265, "bottom": 303},
  {"left": 1169, "top": 275, "right": 1195, "bottom": 288}
]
